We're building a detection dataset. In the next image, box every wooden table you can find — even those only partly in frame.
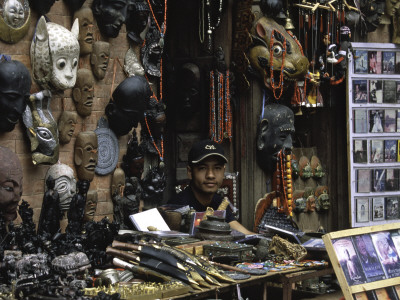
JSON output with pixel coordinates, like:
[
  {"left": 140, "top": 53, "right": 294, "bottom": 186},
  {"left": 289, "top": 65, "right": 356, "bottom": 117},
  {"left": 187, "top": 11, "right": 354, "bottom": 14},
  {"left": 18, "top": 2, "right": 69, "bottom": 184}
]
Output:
[{"left": 167, "top": 266, "right": 334, "bottom": 300}]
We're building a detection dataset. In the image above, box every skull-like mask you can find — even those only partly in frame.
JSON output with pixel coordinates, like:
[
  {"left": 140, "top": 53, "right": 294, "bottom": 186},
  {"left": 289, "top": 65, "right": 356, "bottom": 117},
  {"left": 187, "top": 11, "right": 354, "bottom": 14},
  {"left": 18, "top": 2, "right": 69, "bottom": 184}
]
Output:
[{"left": 315, "top": 186, "right": 330, "bottom": 211}]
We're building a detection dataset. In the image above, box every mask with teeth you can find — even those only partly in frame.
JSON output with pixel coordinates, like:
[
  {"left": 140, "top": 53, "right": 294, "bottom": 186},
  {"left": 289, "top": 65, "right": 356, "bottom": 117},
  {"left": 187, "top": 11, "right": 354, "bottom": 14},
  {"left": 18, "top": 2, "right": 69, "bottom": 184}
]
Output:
[
  {"left": 72, "top": 68, "right": 94, "bottom": 117},
  {"left": 74, "top": 131, "right": 98, "bottom": 181}
]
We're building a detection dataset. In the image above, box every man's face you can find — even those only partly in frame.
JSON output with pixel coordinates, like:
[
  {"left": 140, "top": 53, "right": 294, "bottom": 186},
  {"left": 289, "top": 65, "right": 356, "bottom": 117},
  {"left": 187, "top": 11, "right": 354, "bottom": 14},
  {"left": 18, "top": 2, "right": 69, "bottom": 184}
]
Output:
[
  {"left": 92, "top": 0, "right": 127, "bottom": 38},
  {"left": 188, "top": 156, "right": 225, "bottom": 196},
  {"left": 58, "top": 111, "right": 77, "bottom": 144},
  {"left": 74, "top": 131, "right": 98, "bottom": 181},
  {"left": 91, "top": 41, "right": 110, "bottom": 79},
  {"left": 73, "top": 69, "right": 94, "bottom": 117},
  {"left": 0, "top": 148, "right": 22, "bottom": 222},
  {"left": 357, "top": 238, "right": 367, "bottom": 255},
  {"left": 74, "top": 7, "right": 94, "bottom": 55}
]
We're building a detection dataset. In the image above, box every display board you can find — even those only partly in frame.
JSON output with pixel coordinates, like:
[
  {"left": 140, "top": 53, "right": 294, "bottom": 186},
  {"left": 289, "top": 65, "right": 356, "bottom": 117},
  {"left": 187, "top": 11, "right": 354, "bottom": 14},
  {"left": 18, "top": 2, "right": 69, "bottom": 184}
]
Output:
[
  {"left": 348, "top": 42, "right": 400, "bottom": 227},
  {"left": 322, "top": 223, "right": 400, "bottom": 300}
]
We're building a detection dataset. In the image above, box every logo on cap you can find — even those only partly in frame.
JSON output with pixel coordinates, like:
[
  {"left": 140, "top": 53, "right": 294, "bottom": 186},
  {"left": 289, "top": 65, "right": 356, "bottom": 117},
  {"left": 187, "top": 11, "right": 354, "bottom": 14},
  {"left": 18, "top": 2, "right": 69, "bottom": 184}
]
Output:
[{"left": 205, "top": 145, "right": 216, "bottom": 150}]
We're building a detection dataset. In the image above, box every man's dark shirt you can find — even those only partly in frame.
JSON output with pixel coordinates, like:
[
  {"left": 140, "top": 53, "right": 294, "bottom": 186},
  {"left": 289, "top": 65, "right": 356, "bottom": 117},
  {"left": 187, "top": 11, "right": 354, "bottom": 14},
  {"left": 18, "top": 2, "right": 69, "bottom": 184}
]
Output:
[{"left": 168, "top": 185, "right": 236, "bottom": 223}]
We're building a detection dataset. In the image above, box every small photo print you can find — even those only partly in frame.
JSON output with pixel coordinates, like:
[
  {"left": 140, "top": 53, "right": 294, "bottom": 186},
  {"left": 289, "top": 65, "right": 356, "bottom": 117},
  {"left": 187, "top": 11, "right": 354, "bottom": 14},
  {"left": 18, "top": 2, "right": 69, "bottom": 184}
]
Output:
[
  {"left": 357, "top": 169, "right": 372, "bottom": 193},
  {"left": 369, "top": 110, "right": 384, "bottom": 133},
  {"left": 372, "top": 169, "right": 386, "bottom": 192},
  {"left": 354, "top": 50, "right": 368, "bottom": 73},
  {"left": 383, "top": 80, "right": 397, "bottom": 103},
  {"left": 396, "top": 82, "right": 400, "bottom": 103},
  {"left": 397, "top": 110, "right": 400, "bottom": 132},
  {"left": 385, "top": 140, "right": 397, "bottom": 162},
  {"left": 385, "top": 169, "right": 399, "bottom": 191},
  {"left": 385, "top": 197, "right": 399, "bottom": 220},
  {"left": 370, "top": 80, "right": 383, "bottom": 103},
  {"left": 370, "top": 139, "right": 384, "bottom": 163},
  {"left": 354, "top": 139, "right": 368, "bottom": 164},
  {"left": 398, "top": 140, "right": 400, "bottom": 162},
  {"left": 396, "top": 52, "right": 400, "bottom": 73},
  {"left": 368, "top": 51, "right": 378, "bottom": 74},
  {"left": 354, "top": 109, "right": 368, "bottom": 133},
  {"left": 372, "top": 197, "right": 385, "bottom": 221},
  {"left": 383, "top": 51, "right": 396, "bottom": 74},
  {"left": 353, "top": 80, "right": 368, "bottom": 103},
  {"left": 356, "top": 198, "right": 369, "bottom": 223},
  {"left": 384, "top": 110, "right": 397, "bottom": 133}
]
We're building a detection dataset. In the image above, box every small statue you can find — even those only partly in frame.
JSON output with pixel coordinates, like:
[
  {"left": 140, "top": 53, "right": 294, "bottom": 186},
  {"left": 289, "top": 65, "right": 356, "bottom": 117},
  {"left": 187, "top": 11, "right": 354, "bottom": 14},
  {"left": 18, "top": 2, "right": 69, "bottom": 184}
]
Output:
[
  {"left": 299, "top": 156, "right": 312, "bottom": 180},
  {"left": 37, "top": 175, "right": 61, "bottom": 237},
  {"left": 315, "top": 186, "right": 330, "bottom": 212},
  {"left": 141, "top": 166, "right": 166, "bottom": 205},
  {"left": 121, "top": 131, "right": 145, "bottom": 178},
  {"left": 66, "top": 180, "right": 90, "bottom": 235},
  {"left": 311, "top": 155, "right": 325, "bottom": 179}
]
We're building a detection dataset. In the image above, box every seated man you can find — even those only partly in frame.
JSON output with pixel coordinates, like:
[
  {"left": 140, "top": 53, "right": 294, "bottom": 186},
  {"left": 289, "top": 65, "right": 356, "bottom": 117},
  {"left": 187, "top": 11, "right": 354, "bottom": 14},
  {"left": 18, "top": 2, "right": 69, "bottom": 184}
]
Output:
[{"left": 169, "top": 139, "right": 254, "bottom": 235}]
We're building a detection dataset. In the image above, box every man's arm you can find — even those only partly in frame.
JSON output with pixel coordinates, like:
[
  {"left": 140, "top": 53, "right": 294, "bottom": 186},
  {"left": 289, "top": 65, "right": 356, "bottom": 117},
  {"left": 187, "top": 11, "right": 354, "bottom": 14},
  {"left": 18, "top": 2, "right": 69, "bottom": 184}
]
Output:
[{"left": 229, "top": 220, "right": 255, "bottom": 235}]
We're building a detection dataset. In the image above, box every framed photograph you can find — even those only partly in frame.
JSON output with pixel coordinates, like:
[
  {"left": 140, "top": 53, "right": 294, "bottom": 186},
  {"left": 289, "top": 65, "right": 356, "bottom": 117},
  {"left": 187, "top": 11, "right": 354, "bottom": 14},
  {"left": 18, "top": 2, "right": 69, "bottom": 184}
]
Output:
[
  {"left": 357, "top": 169, "right": 372, "bottom": 193},
  {"left": 383, "top": 80, "right": 397, "bottom": 103},
  {"left": 396, "top": 52, "right": 400, "bottom": 73},
  {"left": 353, "top": 80, "right": 368, "bottom": 103},
  {"left": 354, "top": 140, "right": 368, "bottom": 164},
  {"left": 384, "top": 140, "right": 397, "bottom": 162},
  {"left": 356, "top": 198, "right": 369, "bottom": 222},
  {"left": 354, "top": 50, "right": 368, "bottom": 73},
  {"left": 354, "top": 109, "right": 368, "bottom": 133},
  {"left": 332, "top": 238, "right": 366, "bottom": 285},
  {"left": 352, "top": 234, "right": 386, "bottom": 282},
  {"left": 368, "top": 51, "right": 377, "bottom": 74},
  {"left": 397, "top": 111, "right": 400, "bottom": 132},
  {"left": 371, "top": 231, "right": 400, "bottom": 278},
  {"left": 372, "top": 197, "right": 385, "bottom": 221},
  {"left": 369, "top": 110, "right": 384, "bottom": 133},
  {"left": 372, "top": 169, "right": 386, "bottom": 192},
  {"left": 385, "top": 168, "right": 399, "bottom": 191},
  {"left": 382, "top": 51, "right": 396, "bottom": 74},
  {"left": 385, "top": 197, "right": 399, "bottom": 220},
  {"left": 397, "top": 82, "right": 400, "bottom": 103},
  {"left": 370, "top": 139, "right": 384, "bottom": 163},
  {"left": 370, "top": 79, "right": 383, "bottom": 103},
  {"left": 384, "top": 110, "right": 396, "bottom": 133}
]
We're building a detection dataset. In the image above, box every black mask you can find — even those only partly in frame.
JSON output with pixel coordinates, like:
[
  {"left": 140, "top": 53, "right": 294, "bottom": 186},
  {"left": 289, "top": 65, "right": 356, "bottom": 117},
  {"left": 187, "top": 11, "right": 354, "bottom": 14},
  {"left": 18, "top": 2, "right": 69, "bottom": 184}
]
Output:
[
  {"left": 0, "top": 60, "right": 31, "bottom": 132},
  {"left": 92, "top": 0, "right": 128, "bottom": 38},
  {"left": 126, "top": 0, "right": 149, "bottom": 40},
  {"left": 63, "top": 0, "right": 85, "bottom": 12},
  {"left": 106, "top": 75, "right": 151, "bottom": 136},
  {"left": 30, "top": 0, "right": 57, "bottom": 15}
]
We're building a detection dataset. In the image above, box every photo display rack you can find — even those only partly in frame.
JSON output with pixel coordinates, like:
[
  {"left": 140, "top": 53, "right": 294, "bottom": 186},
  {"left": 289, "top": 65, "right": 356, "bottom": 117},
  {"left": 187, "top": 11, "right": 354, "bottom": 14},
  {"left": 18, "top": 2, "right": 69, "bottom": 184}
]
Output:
[
  {"left": 322, "top": 223, "right": 400, "bottom": 300},
  {"left": 348, "top": 42, "right": 400, "bottom": 228}
]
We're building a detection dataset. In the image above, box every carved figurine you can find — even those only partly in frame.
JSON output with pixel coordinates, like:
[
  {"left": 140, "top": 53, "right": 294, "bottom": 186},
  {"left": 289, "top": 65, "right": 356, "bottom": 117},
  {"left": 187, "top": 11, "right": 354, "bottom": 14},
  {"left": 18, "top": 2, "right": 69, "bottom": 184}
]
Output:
[
  {"left": 0, "top": 0, "right": 31, "bottom": 43},
  {"left": 315, "top": 186, "right": 330, "bottom": 212},
  {"left": 304, "top": 187, "right": 316, "bottom": 212},
  {"left": 90, "top": 41, "right": 110, "bottom": 80},
  {"left": 293, "top": 190, "right": 306, "bottom": 213},
  {"left": 105, "top": 75, "right": 151, "bottom": 136},
  {"left": 73, "top": 7, "right": 94, "bottom": 55},
  {"left": 256, "top": 104, "right": 295, "bottom": 173},
  {"left": 0, "top": 59, "right": 31, "bottom": 132},
  {"left": 311, "top": 155, "right": 325, "bottom": 179},
  {"left": 141, "top": 21, "right": 163, "bottom": 77},
  {"left": 72, "top": 68, "right": 95, "bottom": 117},
  {"left": 111, "top": 167, "right": 125, "bottom": 198},
  {"left": 66, "top": 180, "right": 90, "bottom": 235},
  {"left": 37, "top": 175, "right": 61, "bottom": 237},
  {"left": 84, "top": 190, "right": 98, "bottom": 222},
  {"left": 113, "top": 177, "right": 141, "bottom": 229},
  {"left": 74, "top": 131, "right": 98, "bottom": 182},
  {"left": 45, "top": 163, "right": 77, "bottom": 212},
  {"left": 0, "top": 146, "right": 22, "bottom": 222},
  {"left": 58, "top": 111, "right": 78, "bottom": 145},
  {"left": 124, "top": 46, "right": 145, "bottom": 77},
  {"left": 299, "top": 156, "right": 312, "bottom": 180},
  {"left": 268, "top": 235, "right": 307, "bottom": 261},
  {"left": 30, "top": 16, "right": 79, "bottom": 91},
  {"left": 92, "top": 0, "right": 128, "bottom": 38},
  {"left": 141, "top": 166, "right": 166, "bottom": 205},
  {"left": 121, "top": 131, "right": 145, "bottom": 178}
]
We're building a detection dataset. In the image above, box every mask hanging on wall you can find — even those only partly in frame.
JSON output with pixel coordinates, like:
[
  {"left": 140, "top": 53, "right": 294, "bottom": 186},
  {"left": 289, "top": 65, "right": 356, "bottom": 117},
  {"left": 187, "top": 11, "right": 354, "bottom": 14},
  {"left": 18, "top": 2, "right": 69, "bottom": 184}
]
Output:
[
  {"left": 73, "top": 7, "right": 94, "bottom": 55},
  {"left": 0, "top": 0, "right": 31, "bottom": 43},
  {"left": 91, "top": 0, "right": 128, "bottom": 38},
  {"left": 58, "top": 111, "right": 77, "bottom": 144},
  {"left": 30, "top": 0, "right": 56, "bottom": 16},
  {"left": 72, "top": 68, "right": 95, "bottom": 117},
  {"left": 0, "top": 59, "right": 31, "bottom": 132},
  {"left": 126, "top": 0, "right": 149, "bottom": 42},
  {"left": 84, "top": 190, "right": 98, "bottom": 222},
  {"left": 105, "top": 75, "right": 150, "bottom": 136},
  {"left": 74, "top": 131, "right": 98, "bottom": 182},
  {"left": 124, "top": 46, "right": 145, "bottom": 77},
  {"left": 94, "top": 116, "right": 119, "bottom": 176},
  {"left": 30, "top": 16, "right": 80, "bottom": 91},
  {"left": 121, "top": 130, "right": 144, "bottom": 178},
  {"left": 90, "top": 41, "right": 110, "bottom": 80},
  {"left": 22, "top": 90, "right": 59, "bottom": 165},
  {"left": 45, "top": 162, "right": 77, "bottom": 212}
]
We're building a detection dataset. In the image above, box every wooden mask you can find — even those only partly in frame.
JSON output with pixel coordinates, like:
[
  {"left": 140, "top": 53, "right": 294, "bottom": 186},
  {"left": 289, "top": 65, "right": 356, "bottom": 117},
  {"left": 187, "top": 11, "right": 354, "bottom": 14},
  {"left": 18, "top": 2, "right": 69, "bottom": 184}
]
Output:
[
  {"left": 58, "top": 111, "right": 77, "bottom": 144},
  {"left": 74, "top": 131, "right": 98, "bottom": 181},
  {"left": 72, "top": 68, "right": 94, "bottom": 117},
  {"left": 73, "top": 7, "right": 94, "bottom": 55}
]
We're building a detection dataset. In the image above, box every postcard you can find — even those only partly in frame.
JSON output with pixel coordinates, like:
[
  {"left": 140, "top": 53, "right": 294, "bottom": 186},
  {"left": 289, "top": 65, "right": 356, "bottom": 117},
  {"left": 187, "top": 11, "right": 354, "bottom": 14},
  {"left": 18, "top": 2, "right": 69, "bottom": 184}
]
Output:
[
  {"left": 391, "top": 231, "right": 400, "bottom": 259},
  {"left": 369, "top": 110, "right": 384, "bottom": 133},
  {"left": 397, "top": 82, "right": 400, "bottom": 103},
  {"left": 353, "top": 80, "right": 368, "bottom": 103},
  {"left": 396, "top": 52, "right": 400, "bottom": 73},
  {"left": 352, "top": 234, "right": 386, "bottom": 282},
  {"left": 370, "top": 80, "right": 383, "bottom": 103},
  {"left": 385, "top": 140, "right": 397, "bottom": 162},
  {"left": 354, "top": 50, "right": 368, "bottom": 73},
  {"left": 368, "top": 51, "right": 378, "bottom": 74},
  {"left": 372, "top": 169, "right": 385, "bottom": 192},
  {"left": 383, "top": 80, "right": 397, "bottom": 103},
  {"left": 384, "top": 110, "right": 396, "bottom": 133},
  {"left": 332, "top": 238, "right": 366, "bottom": 285},
  {"left": 385, "top": 168, "right": 399, "bottom": 191},
  {"left": 397, "top": 111, "right": 400, "bottom": 132},
  {"left": 371, "top": 231, "right": 400, "bottom": 278},
  {"left": 354, "top": 109, "right": 368, "bottom": 133},
  {"left": 354, "top": 140, "right": 368, "bottom": 164},
  {"left": 372, "top": 197, "right": 385, "bottom": 220},
  {"left": 385, "top": 197, "right": 399, "bottom": 220},
  {"left": 370, "top": 140, "right": 384, "bottom": 163},
  {"left": 356, "top": 198, "right": 369, "bottom": 223},
  {"left": 357, "top": 169, "right": 371, "bottom": 193},
  {"left": 383, "top": 51, "right": 396, "bottom": 74}
]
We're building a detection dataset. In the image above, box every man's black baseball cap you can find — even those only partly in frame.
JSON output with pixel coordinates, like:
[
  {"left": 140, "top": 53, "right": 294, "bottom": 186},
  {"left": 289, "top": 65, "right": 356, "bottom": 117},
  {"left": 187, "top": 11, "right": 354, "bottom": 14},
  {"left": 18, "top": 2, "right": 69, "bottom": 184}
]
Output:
[{"left": 188, "top": 140, "right": 228, "bottom": 164}]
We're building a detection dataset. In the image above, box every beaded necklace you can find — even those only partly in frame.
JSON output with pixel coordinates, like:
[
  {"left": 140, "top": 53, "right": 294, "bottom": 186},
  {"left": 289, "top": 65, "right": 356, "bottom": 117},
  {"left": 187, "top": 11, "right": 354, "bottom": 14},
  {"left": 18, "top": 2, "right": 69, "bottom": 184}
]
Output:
[{"left": 200, "top": 0, "right": 223, "bottom": 52}]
